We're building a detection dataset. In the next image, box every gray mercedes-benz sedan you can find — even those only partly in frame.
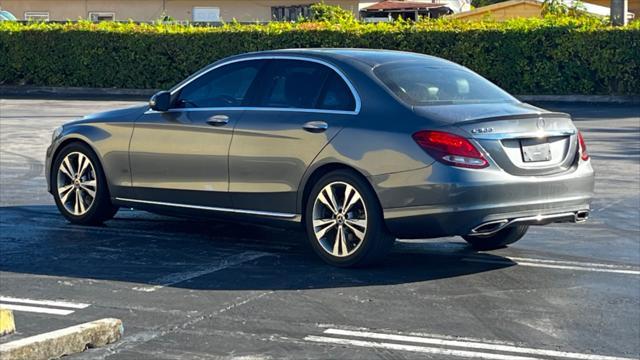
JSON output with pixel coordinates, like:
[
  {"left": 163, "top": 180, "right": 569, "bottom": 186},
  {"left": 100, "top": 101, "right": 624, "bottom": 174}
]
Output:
[{"left": 46, "top": 49, "right": 594, "bottom": 267}]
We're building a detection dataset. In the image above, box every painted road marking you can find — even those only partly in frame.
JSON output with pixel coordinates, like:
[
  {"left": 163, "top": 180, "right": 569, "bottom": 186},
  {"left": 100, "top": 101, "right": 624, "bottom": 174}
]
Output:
[
  {"left": 306, "top": 329, "right": 638, "bottom": 360},
  {"left": 462, "top": 256, "right": 640, "bottom": 276},
  {"left": 323, "top": 329, "right": 637, "bottom": 360},
  {"left": 0, "top": 296, "right": 90, "bottom": 309},
  {"left": 396, "top": 240, "right": 640, "bottom": 276},
  {"left": 132, "top": 251, "right": 271, "bottom": 292},
  {"left": 506, "top": 256, "right": 639, "bottom": 270},
  {"left": 0, "top": 304, "right": 75, "bottom": 316},
  {"left": 305, "top": 336, "right": 542, "bottom": 360},
  {"left": 0, "top": 296, "right": 91, "bottom": 316}
]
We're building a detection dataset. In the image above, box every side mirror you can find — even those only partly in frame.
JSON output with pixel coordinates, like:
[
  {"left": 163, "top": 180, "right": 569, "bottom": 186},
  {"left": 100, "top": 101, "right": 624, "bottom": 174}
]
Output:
[{"left": 149, "top": 91, "right": 171, "bottom": 112}]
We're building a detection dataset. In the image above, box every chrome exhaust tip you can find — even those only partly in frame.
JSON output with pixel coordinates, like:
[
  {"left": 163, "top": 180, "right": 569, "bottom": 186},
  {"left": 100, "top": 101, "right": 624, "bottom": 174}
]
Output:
[
  {"left": 575, "top": 210, "right": 589, "bottom": 223},
  {"left": 469, "top": 210, "right": 590, "bottom": 237},
  {"left": 470, "top": 219, "right": 509, "bottom": 236}
]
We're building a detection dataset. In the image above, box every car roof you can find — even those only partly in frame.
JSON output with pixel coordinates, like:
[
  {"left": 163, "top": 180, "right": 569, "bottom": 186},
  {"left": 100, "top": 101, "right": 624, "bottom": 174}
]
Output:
[
  {"left": 236, "top": 48, "right": 458, "bottom": 68},
  {"left": 171, "top": 48, "right": 461, "bottom": 95}
]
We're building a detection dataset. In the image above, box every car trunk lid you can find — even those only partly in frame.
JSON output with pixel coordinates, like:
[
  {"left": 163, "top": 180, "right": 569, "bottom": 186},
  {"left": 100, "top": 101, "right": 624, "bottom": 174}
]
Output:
[{"left": 414, "top": 103, "right": 579, "bottom": 176}]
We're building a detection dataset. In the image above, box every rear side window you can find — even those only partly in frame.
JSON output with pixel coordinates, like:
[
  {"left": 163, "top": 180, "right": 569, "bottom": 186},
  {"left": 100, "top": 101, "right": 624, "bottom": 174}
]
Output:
[
  {"left": 256, "top": 59, "right": 356, "bottom": 112},
  {"left": 175, "top": 60, "right": 264, "bottom": 108},
  {"left": 258, "top": 60, "right": 328, "bottom": 109},
  {"left": 374, "top": 61, "right": 517, "bottom": 106},
  {"left": 317, "top": 71, "right": 356, "bottom": 111}
]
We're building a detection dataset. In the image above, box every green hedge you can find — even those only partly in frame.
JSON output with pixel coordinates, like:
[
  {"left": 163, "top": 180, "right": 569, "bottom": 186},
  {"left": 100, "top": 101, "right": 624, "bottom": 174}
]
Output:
[{"left": 1, "top": 17, "right": 638, "bottom": 95}]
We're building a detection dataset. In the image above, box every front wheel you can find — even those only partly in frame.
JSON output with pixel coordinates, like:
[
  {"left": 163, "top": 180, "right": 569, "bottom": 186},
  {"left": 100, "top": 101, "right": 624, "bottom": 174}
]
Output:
[
  {"left": 52, "top": 142, "right": 118, "bottom": 225},
  {"left": 305, "top": 170, "right": 394, "bottom": 267},
  {"left": 462, "top": 225, "right": 529, "bottom": 251}
]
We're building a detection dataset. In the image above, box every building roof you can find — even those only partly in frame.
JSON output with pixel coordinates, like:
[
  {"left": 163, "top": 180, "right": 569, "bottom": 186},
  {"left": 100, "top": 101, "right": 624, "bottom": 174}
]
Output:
[
  {"left": 363, "top": 1, "right": 449, "bottom": 11},
  {"left": 451, "top": 0, "right": 634, "bottom": 18}
]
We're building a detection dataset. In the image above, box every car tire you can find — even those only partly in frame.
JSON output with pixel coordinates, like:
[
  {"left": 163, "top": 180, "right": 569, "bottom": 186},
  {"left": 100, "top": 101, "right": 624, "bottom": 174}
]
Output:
[
  {"left": 305, "top": 169, "right": 395, "bottom": 267},
  {"left": 462, "top": 225, "right": 529, "bottom": 251},
  {"left": 52, "top": 142, "right": 118, "bottom": 225}
]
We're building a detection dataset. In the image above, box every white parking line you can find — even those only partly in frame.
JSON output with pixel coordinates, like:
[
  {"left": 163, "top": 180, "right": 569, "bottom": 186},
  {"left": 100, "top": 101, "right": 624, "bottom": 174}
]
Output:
[
  {"left": 396, "top": 241, "right": 640, "bottom": 276},
  {"left": 0, "top": 296, "right": 90, "bottom": 309},
  {"left": 305, "top": 335, "right": 543, "bottom": 360},
  {"left": 321, "top": 329, "right": 637, "bottom": 360},
  {"left": 0, "top": 304, "right": 74, "bottom": 316},
  {"left": 0, "top": 296, "right": 91, "bottom": 316},
  {"left": 462, "top": 257, "right": 640, "bottom": 275},
  {"left": 307, "top": 328, "right": 639, "bottom": 360},
  {"left": 506, "top": 257, "right": 639, "bottom": 270},
  {"left": 132, "top": 251, "right": 271, "bottom": 292}
]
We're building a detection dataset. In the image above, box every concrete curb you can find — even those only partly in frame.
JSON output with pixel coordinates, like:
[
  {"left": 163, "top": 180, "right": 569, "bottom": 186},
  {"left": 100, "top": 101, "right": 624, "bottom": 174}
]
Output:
[
  {"left": 0, "top": 318, "right": 123, "bottom": 360},
  {"left": 0, "top": 309, "right": 16, "bottom": 336},
  {"left": 1, "top": 86, "right": 639, "bottom": 103}
]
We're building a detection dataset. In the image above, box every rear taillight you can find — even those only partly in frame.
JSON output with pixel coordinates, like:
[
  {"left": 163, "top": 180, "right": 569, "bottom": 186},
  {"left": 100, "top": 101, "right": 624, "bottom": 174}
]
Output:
[
  {"left": 577, "top": 131, "right": 589, "bottom": 161},
  {"left": 412, "top": 130, "right": 488, "bottom": 169}
]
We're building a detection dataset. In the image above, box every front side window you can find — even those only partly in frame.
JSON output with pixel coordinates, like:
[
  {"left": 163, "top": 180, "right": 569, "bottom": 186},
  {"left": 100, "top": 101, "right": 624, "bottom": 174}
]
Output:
[
  {"left": 175, "top": 60, "right": 264, "bottom": 108},
  {"left": 374, "top": 61, "right": 517, "bottom": 106}
]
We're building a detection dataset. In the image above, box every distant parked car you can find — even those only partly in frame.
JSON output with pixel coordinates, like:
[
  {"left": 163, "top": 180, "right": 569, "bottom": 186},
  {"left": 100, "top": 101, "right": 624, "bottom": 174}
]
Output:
[
  {"left": 46, "top": 49, "right": 594, "bottom": 267},
  {"left": 0, "top": 10, "right": 17, "bottom": 21}
]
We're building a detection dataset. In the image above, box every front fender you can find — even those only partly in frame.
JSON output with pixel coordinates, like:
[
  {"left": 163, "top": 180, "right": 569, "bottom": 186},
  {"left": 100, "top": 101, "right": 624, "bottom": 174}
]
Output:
[{"left": 45, "top": 122, "right": 134, "bottom": 197}]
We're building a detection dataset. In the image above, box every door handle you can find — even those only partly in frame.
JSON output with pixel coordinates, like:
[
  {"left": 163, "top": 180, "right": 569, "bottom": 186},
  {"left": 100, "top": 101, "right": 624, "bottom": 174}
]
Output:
[
  {"left": 206, "top": 115, "right": 229, "bottom": 126},
  {"left": 303, "top": 121, "right": 328, "bottom": 133}
]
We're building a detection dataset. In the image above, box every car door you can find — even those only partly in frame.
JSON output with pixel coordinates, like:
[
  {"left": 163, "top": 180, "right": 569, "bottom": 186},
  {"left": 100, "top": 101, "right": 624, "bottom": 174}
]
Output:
[
  {"left": 129, "top": 59, "right": 266, "bottom": 207},
  {"left": 229, "top": 58, "right": 359, "bottom": 215}
]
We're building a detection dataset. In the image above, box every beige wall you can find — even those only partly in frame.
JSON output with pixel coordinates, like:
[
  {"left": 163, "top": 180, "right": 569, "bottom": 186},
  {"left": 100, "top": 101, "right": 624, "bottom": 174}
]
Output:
[
  {"left": 1, "top": 0, "right": 85, "bottom": 20},
  {"left": 452, "top": 0, "right": 639, "bottom": 20},
  {"left": 0, "top": 0, "right": 359, "bottom": 21},
  {"left": 453, "top": 3, "right": 542, "bottom": 21},
  {"left": 167, "top": 0, "right": 359, "bottom": 22}
]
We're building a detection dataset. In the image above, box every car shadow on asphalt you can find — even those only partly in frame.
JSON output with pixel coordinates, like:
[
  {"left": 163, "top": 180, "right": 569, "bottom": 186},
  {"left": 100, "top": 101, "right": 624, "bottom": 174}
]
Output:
[{"left": 0, "top": 205, "right": 515, "bottom": 291}]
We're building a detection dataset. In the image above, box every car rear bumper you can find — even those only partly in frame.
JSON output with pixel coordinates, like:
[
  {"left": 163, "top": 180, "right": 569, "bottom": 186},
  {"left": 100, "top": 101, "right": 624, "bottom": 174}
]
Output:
[{"left": 369, "top": 161, "right": 595, "bottom": 238}]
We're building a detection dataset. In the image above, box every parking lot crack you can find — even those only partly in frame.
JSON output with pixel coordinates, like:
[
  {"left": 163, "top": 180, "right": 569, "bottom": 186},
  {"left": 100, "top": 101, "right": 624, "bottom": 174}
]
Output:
[{"left": 77, "top": 291, "right": 274, "bottom": 359}]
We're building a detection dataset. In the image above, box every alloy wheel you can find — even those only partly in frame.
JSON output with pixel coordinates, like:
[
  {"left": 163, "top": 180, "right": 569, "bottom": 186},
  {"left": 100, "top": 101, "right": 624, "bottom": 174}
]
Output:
[
  {"left": 312, "top": 181, "right": 368, "bottom": 257},
  {"left": 56, "top": 152, "right": 97, "bottom": 216}
]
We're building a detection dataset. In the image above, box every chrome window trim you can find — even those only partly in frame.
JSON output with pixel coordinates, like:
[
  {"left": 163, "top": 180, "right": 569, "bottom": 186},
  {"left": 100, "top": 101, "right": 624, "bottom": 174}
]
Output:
[
  {"left": 144, "top": 107, "right": 358, "bottom": 116},
  {"left": 161, "top": 55, "right": 361, "bottom": 115},
  {"left": 115, "top": 197, "right": 299, "bottom": 219},
  {"left": 473, "top": 129, "right": 576, "bottom": 140}
]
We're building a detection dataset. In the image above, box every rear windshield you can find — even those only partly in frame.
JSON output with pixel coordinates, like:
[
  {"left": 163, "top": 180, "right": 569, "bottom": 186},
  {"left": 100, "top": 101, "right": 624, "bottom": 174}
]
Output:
[{"left": 374, "top": 62, "right": 517, "bottom": 106}]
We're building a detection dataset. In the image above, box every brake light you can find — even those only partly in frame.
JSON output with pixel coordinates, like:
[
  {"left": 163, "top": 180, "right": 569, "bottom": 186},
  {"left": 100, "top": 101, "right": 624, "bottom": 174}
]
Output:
[
  {"left": 413, "top": 130, "right": 488, "bottom": 169},
  {"left": 577, "top": 131, "right": 589, "bottom": 161}
]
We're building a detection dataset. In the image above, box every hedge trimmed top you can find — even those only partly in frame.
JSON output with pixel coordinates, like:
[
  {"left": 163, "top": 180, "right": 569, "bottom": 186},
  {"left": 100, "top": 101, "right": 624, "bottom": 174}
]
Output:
[{"left": 1, "top": 16, "right": 638, "bottom": 94}]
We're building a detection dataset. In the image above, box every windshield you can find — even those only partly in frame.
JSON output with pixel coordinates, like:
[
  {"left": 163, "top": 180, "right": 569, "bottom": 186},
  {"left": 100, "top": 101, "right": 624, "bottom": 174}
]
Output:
[{"left": 374, "top": 62, "right": 517, "bottom": 106}]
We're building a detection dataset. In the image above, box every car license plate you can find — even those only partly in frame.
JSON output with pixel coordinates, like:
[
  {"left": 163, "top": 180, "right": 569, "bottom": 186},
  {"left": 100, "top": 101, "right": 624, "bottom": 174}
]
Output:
[{"left": 521, "top": 139, "right": 551, "bottom": 162}]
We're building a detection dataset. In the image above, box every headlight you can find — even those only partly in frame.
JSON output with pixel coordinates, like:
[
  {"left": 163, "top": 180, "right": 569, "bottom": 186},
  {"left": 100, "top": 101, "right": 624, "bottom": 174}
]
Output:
[{"left": 51, "top": 126, "right": 63, "bottom": 143}]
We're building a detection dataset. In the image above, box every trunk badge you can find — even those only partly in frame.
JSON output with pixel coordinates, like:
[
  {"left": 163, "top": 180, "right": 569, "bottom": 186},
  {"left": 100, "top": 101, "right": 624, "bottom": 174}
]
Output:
[
  {"left": 471, "top": 127, "right": 494, "bottom": 134},
  {"left": 537, "top": 118, "right": 546, "bottom": 130}
]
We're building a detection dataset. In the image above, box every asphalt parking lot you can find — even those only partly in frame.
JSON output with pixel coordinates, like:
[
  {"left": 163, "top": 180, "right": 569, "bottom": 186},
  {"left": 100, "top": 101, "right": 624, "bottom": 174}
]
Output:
[{"left": 0, "top": 98, "right": 639, "bottom": 360}]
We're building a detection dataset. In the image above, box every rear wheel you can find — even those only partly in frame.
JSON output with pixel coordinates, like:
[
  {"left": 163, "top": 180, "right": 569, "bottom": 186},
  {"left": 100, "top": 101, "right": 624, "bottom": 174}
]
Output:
[
  {"left": 52, "top": 142, "right": 118, "bottom": 225},
  {"left": 305, "top": 170, "right": 394, "bottom": 267},
  {"left": 463, "top": 225, "right": 529, "bottom": 250}
]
